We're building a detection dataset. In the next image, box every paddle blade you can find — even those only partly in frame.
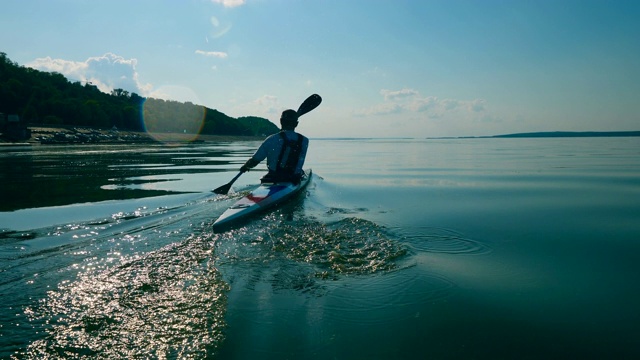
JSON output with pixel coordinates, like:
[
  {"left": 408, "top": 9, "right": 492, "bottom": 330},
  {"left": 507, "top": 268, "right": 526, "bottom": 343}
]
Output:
[
  {"left": 213, "top": 171, "right": 243, "bottom": 195},
  {"left": 297, "top": 94, "right": 322, "bottom": 117},
  {"left": 212, "top": 183, "right": 232, "bottom": 195}
]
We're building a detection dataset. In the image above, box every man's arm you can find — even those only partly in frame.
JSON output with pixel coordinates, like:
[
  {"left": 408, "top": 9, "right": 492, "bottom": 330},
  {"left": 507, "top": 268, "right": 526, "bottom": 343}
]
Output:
[
  {"left": 239, "top": 134, "right": 278, "bottom": 172},
  {"left": 240, "top": 158, "right": 260, "bottom": 173}
]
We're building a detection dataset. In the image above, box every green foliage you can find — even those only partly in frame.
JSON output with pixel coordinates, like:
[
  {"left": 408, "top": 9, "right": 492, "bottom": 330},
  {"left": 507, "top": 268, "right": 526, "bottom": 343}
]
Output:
[
  {"left": 43, "top": 115, "right": 63, "bottom": 125},
  {"left": 0, "top": 52, "right": 278, "bottom": 136},
  {"left": 237, "top": 116, "right": 280, "bottom": 136}
]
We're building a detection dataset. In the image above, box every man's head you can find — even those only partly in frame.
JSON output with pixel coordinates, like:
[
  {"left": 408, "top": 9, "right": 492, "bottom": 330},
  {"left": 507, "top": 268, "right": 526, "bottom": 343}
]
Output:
[{"left": 280, "top": 109, "right": 299, "bottom": 130}]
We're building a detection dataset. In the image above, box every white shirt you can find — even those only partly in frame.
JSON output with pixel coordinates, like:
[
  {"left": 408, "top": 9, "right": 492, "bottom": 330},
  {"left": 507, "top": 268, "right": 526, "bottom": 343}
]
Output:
[{"left": 251, "top": 130, "right": 309, "bottom": 174}]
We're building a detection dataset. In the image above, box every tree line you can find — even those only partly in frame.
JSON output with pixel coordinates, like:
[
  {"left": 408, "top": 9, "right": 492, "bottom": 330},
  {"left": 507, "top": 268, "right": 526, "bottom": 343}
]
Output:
[{"left": 0, "top": 52, "right": 278, "bottom": 136}]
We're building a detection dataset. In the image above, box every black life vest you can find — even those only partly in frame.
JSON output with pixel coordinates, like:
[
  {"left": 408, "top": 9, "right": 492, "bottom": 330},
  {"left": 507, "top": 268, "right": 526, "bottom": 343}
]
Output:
[{"left": 276, "top": 131, "right": 304, "bottom": 176}]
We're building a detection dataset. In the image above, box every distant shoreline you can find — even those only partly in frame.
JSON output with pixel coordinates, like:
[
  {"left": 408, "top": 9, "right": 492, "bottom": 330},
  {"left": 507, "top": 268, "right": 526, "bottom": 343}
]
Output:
[
  {"left": 3, "top": 128, "right": 640, "bottom": 146},
  {"left": 0, "top": 125, "right": 266, "bottom": 145},
  {"left": 458, "top": 131, "right": 640, "bottom": 139},
  {"left": 315, "top": 131, "right": 640, "bottom": 141}
]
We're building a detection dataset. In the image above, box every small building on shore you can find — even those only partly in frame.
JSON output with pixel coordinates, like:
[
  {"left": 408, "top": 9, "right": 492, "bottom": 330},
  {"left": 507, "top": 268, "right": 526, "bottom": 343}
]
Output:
[{"left": 0, "top": 113, "right": 31, "bottom": 141}]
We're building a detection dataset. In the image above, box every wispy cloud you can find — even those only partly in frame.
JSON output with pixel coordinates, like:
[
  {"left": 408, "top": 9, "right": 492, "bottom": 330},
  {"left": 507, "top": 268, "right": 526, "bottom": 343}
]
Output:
[
  {"left": 354, "top": 102, "right": 403, "bottom": 116},
  {"left": 195, "top": 50, "right": 228, "bottom": 58},
  {"left": 357, "top": 88, "right": 487, "bottom": 119},
  {"left": 209, "top": 16, "right": 233, "bottom": 38},
  {"left": 468, "top": 99, "right": 486, "bottom": 112},
  {"left": 211, "top": 0, "right": 245, "bottom": 8},
  {"left": 26, "top": 53, "right": 152, "bottom": 95},
  {"left": 254, "top": 95, "right": 280, "bottom": 114},
  {"left": 228, "top": 95, "right": 280, "bottom": 120},
  {"left": 380, "top": 88, "right": 419, "bottom": 100}
]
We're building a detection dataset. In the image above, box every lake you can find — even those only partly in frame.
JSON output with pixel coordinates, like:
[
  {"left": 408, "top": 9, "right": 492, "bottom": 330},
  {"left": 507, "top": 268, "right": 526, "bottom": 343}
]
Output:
[{"left": 1, "top": 137, "right": 639, "bottom": 359}]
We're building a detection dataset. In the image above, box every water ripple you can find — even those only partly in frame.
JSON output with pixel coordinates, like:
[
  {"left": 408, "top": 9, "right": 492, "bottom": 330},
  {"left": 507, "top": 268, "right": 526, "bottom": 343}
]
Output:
[
  {"left": 398, "top": 227, "right": 492, "bottom": 255},
  {"left": 323, "top": 269, "right": 456, "bottom": 324}
]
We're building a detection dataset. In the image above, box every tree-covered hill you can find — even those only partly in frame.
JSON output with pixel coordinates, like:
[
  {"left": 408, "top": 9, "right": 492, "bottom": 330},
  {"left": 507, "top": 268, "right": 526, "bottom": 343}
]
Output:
[{"left": 0, "top": 52, "right": 279, "bottom": 137}]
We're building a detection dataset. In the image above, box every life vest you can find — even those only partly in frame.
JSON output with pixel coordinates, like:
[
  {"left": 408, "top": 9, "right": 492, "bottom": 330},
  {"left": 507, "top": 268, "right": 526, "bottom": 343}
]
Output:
[{"left": 276, "top": 131, "right": 304, "bottom": 176}]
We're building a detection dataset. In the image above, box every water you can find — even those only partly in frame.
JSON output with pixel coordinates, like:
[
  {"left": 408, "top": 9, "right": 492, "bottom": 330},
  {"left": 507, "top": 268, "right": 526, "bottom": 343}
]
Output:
[{"left": 1, "top": 138, "right": 639, "bottom": 359}]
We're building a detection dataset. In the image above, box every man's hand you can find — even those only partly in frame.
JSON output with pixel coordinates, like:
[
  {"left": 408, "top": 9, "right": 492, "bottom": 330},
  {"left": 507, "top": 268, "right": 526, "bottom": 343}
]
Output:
[{"left": 240, "top": 158, "right": 259, "bottom": 173}]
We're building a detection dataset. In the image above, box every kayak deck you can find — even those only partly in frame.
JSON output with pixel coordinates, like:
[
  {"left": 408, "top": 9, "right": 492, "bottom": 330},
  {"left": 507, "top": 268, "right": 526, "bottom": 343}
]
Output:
[{"left": 213, "top": 170, "right": 312, "bottom": 231}]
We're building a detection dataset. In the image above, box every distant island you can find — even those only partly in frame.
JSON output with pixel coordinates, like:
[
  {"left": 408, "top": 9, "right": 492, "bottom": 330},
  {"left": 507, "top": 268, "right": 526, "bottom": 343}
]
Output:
[
  {"left": 489, "top": 131, "right": 640, "bottom": 138},
  {"left": 428, "top": 131, "right": 640, "bottom": 140},
  {"left": 454, "top": 131, "right": 639, "bottom": 139}
]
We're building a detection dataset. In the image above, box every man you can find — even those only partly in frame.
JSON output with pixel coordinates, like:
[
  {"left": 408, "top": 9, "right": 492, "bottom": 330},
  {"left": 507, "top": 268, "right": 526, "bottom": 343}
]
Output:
[{"left": 240, "top": 109, "right": 309, "bottom": 184}]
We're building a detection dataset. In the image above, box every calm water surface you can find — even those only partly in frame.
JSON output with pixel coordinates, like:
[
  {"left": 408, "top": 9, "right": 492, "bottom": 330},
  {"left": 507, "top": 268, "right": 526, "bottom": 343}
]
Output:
[{"left": 1, "top": 138, "right": 639, "bottom": 359}]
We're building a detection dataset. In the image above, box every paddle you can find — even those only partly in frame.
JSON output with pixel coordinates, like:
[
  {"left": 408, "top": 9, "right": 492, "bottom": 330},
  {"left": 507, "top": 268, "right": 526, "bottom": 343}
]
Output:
[
  {"left": 212, "top": 171, "right": 243, "bottom": 195},
  {"left": 297, "top": 93, "right": 322, "bottom": 117},
  {"left": 212, "top": 94, "right": 322, "bottom": 195}
]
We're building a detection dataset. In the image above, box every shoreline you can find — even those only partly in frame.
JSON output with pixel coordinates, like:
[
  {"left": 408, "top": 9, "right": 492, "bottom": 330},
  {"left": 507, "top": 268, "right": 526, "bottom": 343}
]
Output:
[{"left": 1, "top": 126, "right": 266, "bottom": 146}]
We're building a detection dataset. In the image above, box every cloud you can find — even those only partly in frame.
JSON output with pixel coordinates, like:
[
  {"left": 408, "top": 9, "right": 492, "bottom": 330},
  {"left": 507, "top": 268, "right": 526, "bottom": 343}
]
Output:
[
  {"left": 441, "top": 98, "right": 461, "bottom": 110},
  {"left": 26, "top": 53, "right": 152, "bottom": 96},
  {"left": 380, "top": 88, "right": 419, "bottom": 100},
  {"left": 354, "top": 102, "right": 403, "bottom": 116},
  {"left": 27, "top": 56, "right": 86, "bottom": 77},
  {"left": 468, "top": 99, "right": 486, "bottom": 112},
  {"left": 210, "top": 16, "right": 232, "bottom": 38},
  {"left": 211, "top": 0, "right": 245, "bottom": 8},
  {"left": 254, "top": 95, "right": 278, "bottom": 106},
  {"left": 253, "top": 95, "right": 280, "bottom": 114},
  {"left": 359, "top": 88, "right": 487, "bottom": 120},
  {"left": 228, "top": 95, "right": 282, "bottom": 120},
  {"left": 409, "top": 96, "right": 438, "bottom": 112},
  {"left": 195, "top": 50, "right": 228, "bottom": 58}
]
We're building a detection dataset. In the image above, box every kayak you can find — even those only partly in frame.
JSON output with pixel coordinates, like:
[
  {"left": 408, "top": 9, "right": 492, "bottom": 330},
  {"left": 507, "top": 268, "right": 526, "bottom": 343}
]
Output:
[{"left": 213, "top": 170, "right": 312, "bottom": 231}]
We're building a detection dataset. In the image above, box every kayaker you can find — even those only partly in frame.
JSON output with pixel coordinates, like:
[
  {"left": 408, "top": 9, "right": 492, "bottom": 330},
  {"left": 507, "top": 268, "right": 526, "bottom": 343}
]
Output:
[{"left": 239, "top": 109, "right": 309, "bottom": 184}]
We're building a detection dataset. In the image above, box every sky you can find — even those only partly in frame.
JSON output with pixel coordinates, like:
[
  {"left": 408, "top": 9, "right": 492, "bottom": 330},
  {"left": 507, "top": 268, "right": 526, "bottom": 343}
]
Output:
[{"left": 1, "top": 0, "right": 639, "bottom": 138}]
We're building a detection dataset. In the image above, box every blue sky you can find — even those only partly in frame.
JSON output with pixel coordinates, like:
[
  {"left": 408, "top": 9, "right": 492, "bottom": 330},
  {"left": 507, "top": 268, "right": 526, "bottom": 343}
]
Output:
[{"left": 1, "top": 0, "right": 639, "bottom": 137}]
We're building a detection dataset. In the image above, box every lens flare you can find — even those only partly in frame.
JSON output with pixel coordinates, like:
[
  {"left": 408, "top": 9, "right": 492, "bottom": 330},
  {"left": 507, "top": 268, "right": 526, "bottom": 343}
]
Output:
[{"left": 143, "top": 86, "right": 206, "bottom": 143}]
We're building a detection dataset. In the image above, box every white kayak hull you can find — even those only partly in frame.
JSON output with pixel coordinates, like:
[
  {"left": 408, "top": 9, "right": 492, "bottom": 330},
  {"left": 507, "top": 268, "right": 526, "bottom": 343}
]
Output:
[{"left": 213, "top": 170, "right": 312, "bottom": 231}]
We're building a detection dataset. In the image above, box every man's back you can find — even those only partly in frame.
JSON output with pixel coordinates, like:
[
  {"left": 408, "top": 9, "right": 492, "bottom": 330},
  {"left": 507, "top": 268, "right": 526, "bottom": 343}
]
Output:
[
  {"left": 239, "top": 108, "right": 310, "bottom": 183},
  {"left": 252, "top": 130, "right": 309, "bottom": 181}
]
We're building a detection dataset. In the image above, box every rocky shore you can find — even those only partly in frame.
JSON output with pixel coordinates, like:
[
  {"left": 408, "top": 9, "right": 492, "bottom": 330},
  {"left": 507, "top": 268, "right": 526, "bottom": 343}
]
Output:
[
  {"left": 1, "top": 126, "right": 265, "bottom": 146},
  {"left": 31, "top": 127, "right": 153, "bottom": 145}
]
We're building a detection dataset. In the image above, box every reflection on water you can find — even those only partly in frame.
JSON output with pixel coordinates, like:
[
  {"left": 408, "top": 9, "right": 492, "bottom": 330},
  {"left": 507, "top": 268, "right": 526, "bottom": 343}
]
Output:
[
  {"left": 0, "top": 143, "right": 259, "bottom": 212},
  {"left": 1, "top": 138, "right": 640, "bottom": 359},
  {"left": 2, "top": 191, "right": 233, "bottom": 358},
  {"left": 7, "top": 191, "right": 416, "bottom": 358},
  {"left": 23, "top": 234, "right": 228, "bottom": 359}
]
